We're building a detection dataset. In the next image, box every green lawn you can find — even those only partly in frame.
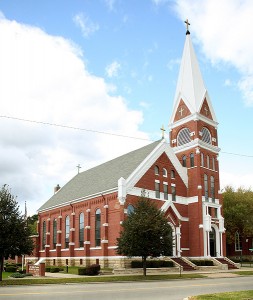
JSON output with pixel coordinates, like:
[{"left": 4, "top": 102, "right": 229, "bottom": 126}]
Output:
[
  {"left": 191, "top": 290, "right": 253, "bottom": 299},
  {"left": 0, "top": 273, "right": 204, "bottom": 286},
  {"left": 232, "top": 270, "right": 253, "bottom": 276}
]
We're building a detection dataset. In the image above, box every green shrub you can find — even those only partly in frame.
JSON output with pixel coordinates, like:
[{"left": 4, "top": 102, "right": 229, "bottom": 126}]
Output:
[
  {"left": 50, "top": 267, "right": 60, "bottom": 273},
  {"left": 78, "top": 264, "right": 100, "bottom": 276},
  {"left": 24, "top": 273, "right": 33, "bottom": 277},
  {"left": 162, "top": 261, "right": 174, "bottom": 267},
  {"left": 131, "top": 260, "right": 174, "bottom": 268},
  {"left": 86, "top": 264, "right": 100, "bottom": 276},
  {"left": 45, "top": 266, "right": 51, "bottom": 272},
  {"left": 10, "top": 272, "right": 26, "bottom": 278},
  {"left": 6, "top": 266, "right": 17, "bottom": 273},
  {"left": 131, "top": 261, "right": 143, "bottom": 268},
  {"left": 190, "top": 260, "right": 213, "bottom": 266}
]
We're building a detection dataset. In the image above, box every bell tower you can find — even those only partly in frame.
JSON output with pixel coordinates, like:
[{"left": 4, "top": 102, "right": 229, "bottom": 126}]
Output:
[{"left": 169, "top": 21, "right": 225, "bottom": 257}]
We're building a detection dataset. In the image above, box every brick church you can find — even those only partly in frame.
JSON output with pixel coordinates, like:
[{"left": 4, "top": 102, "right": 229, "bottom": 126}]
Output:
[{"left": 32, "top": 24, "right": 226, "bottom": 268}]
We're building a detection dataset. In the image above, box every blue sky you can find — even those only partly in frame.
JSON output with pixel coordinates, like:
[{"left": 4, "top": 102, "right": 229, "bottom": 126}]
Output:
[{"left": 0, "top": 0, "right": 252, "bottom": 215}]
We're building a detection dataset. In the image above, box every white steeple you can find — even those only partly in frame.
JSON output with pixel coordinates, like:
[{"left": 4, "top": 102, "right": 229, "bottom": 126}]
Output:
[{"left": 169, "top": 27, "right": 217, "bottom": 125}]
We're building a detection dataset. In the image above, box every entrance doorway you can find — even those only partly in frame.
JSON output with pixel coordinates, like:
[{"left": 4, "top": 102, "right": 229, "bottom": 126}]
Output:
[{"left": 209, "top": 227, "right": 216, "bottom": 257}]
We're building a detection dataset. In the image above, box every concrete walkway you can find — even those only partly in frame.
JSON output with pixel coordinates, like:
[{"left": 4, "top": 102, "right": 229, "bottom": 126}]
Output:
[{"left": 44, "top": 266, "right": 252, "bottom": 279}]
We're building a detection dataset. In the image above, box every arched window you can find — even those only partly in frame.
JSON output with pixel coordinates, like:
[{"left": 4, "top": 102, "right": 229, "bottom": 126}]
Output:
[
  {"left": 127, "top": 205, "right": 135, "bottom": 216},
  {"left": 201, "top": 153, "right": 204, "bottom": 167},
  {"left": 210, "top": 176, "right": 215, "bottom": 202},
  {"left": 42, "top": 221, "right": 46, "bottom": 249},
  {"left": 95, "top": 209, "right": 101, "bottom": 247},
  {"left": 171, "top": 186, "right": 176, "bottom": 201},
  {"left": 162, "top": 168, "right": 167, "bottom": 177},
  {"left": 182, "top": 155, "right": 187, "bottom": 167},
  {"left": 65, "top": 216, "right": 70, "bottom": 249},
  {"left": 204, "top": 174, "right": 209, "bottom": 201},
  {"left": 53, "top": 219, "right": 57, "bottom": 249},
  {"left": 201, "top": 127, "right": 211, "bottom": 144},
  {"left": 190, "top": 153, "right": 194, "bottom": 167},
  {"left": 163, "top": 183, "right": 168, "bottom": 200},
  {"left": 207, "top": 155, "right": 210, "bottom": 169},
  {"left": 79, "top": 213, "right": 84, "bottom": 248},
  {"left": 154, "top": 165, "right": 159, "bottom": 175},
  {"left": 212, "top": 157, "right": 216, "bottom": 171},
  {"left": 171, "top": 170, "right": 175, "bottom": 179},
  {"left": 155, "top": 181, "right": 160, "bottom": 199},
  {"left": 177, "top": 128, "right": 191, "bottom": 146}
]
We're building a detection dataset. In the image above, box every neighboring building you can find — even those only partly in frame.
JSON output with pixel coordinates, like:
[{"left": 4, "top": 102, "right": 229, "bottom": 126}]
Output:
[
  {"left": 32, "top": 24, "right": 226, "bottom": 268},
  {"left": 227, "top": 233, "right": 253, "bottom": 260}
]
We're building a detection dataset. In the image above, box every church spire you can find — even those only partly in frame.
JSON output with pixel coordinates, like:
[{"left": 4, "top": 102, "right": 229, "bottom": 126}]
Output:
[{"left": 169, "top": 21, "right": 217, "bottom": 126}]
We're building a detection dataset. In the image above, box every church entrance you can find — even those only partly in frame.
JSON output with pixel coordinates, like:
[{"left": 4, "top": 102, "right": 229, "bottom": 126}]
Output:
[{"left": 209, "top": 227, "right": 216, "bottom": 257}]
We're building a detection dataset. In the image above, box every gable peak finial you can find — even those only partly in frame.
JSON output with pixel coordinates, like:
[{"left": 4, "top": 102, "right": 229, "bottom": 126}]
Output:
[
  {"left": 184, "top": 19, "right": 190, "bottom": 35},
  {"left": 160, "top": 124, "right": 166, "bottom": 139}
]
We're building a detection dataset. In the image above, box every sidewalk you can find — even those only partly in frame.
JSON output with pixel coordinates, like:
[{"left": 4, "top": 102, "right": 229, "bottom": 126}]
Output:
[{"left": 44, "top": 266, "right": 252, "bottom": 279}]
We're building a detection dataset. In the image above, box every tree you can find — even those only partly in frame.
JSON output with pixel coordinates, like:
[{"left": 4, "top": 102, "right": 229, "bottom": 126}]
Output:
[
  {"left": 117, "top": 193, "right": 173, "bottom": 276},
  {"left": 0, "top": 185, "right": 34, "bottom": 281},
  {"left": 27, "top": 214, "right": 38, "bottom": 235},
  {"left": 223, "top": 186, "right": 253, "bottom": 245}
]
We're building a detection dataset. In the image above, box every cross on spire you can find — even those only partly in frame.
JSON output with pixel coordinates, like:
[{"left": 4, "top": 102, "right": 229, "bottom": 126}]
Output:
[
  {"left": 178, "top": 107, "right": 184, "bottom": 117},
  {"left": 76, "top": 164, "right": 81, "bottom": 174},
  {"left": 160, "top": 124, "right": 166, "bottom": 139},
  {"left": 204, "top": 106, "right": 209, "bottom": 116},
  {"left": 184, "top": 19, "right": 190, "bottom": 35}
]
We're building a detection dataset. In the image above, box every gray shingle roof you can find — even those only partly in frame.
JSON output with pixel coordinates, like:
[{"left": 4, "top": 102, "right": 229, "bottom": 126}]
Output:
[{"left": 38, "top": 140, "right": 161, "bottom": 212}]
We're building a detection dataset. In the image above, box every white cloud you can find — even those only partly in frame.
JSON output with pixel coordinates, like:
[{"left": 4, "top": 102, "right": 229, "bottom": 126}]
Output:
[
  {"left": 224, "top": 79, "right": 232, "bottom": 87},
  {"left": 105, "top": 61, "right": 121, "bottom": 78},
  {"left": 167, "top": 58, "right": 180, "bottom": 71},
  {"left": 139, "top": 101, "right": 151, "bottom": 109},
  {"left": 152, "top": 0, "right": 170, "bottom": 6},
  {"left": 174, "top": 0, "right": 253, "bottom": 106},
  {"left": 104, "top": 0, "right": 117, "bottom": 11},
  {"left": 0, "top": 17, "right": 149, "bottom": 215},
  {"left": 73, "top": 13, "right": 99, "bottom": 38},
  {"left": 220, "top": 171, "right": 253, "bottom": 190}
]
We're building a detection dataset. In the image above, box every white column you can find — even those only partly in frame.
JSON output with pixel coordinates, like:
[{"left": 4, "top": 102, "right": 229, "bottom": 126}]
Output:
[
  {"left": 219, "top": 232, "right": 223, "bottom": 257},
  {"left": 175, "top": 226, "right": 181, "bottom": 257}
]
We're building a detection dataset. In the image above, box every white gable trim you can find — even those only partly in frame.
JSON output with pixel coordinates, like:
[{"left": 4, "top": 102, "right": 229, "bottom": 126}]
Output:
[
  {"left": 161, "top": 200, "right": 189, "bottom": 222},
  {"left": 125, "top": 139, "right": 188, "bottom": 191},
  {"left": 197, "top": 91, "right": 218, "bottom": 123}
]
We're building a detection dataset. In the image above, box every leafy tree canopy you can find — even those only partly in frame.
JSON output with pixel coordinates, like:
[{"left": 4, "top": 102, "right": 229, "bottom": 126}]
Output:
[
  {"left": 117, "top": 192, "right": 173, "bottom": 275},
  {"left": 223, "top": 186, "right": 253, "bottom": 244},
  {"left": 0, "top": 185, "right": 34, "bottom": 281},
  {"left": 27, "top": 214, "right": 38, "bottom": 235}
]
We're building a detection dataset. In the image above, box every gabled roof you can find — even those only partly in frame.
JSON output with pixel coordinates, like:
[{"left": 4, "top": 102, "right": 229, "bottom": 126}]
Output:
[
  {"left": 38, "top": 140, "right": 161, "bottom": 212},
  {"left": 170, "top": 33, "right": 217, "bottom": 124}
]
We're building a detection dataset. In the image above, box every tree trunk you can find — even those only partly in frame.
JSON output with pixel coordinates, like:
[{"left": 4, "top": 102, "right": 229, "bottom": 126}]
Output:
[
  {"left": 142, "top": 256, "right": 147, "bottom": 276},
  {"left": 0, "top": 255, "right": 3, "bottom": 282}
]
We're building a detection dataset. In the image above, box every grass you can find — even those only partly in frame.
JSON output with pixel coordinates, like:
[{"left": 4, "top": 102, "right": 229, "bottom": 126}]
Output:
[
  {"left": 0, "top": 273, "right": 204, "bottom": 286},
  {"left": 190, "top": 290, "right": 253, "bottom": 299},
  {"left": 232, "top": 270, "right": 253, "bottom": 276}
]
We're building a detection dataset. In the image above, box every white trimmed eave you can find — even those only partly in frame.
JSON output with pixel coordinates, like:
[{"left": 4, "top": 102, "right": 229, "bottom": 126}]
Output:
[
  {"left": 169, "top": 112, "right": 219, "bottom": 131},
  {"left": 173, "top": 138, "right": 220, "bottom": 155},
  {"left": 125, "top": 139, "right": 188, "bottom": 190},
  {"left": 37, "top": 187, "right": 118, "bottom": 213},
  {"left": 161, "top": 200, "right": 189, "bottom": 222}
]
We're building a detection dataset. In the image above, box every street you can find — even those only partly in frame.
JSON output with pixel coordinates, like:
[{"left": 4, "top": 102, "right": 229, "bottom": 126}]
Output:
[{"left": 0, "top": 276, "right": 252, "bottom": 300}]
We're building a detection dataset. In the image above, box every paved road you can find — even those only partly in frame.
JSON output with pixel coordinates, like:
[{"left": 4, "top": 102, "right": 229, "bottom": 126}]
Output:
[{"left": 0, "top": 276, "right": 252, "bottom": 300}]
